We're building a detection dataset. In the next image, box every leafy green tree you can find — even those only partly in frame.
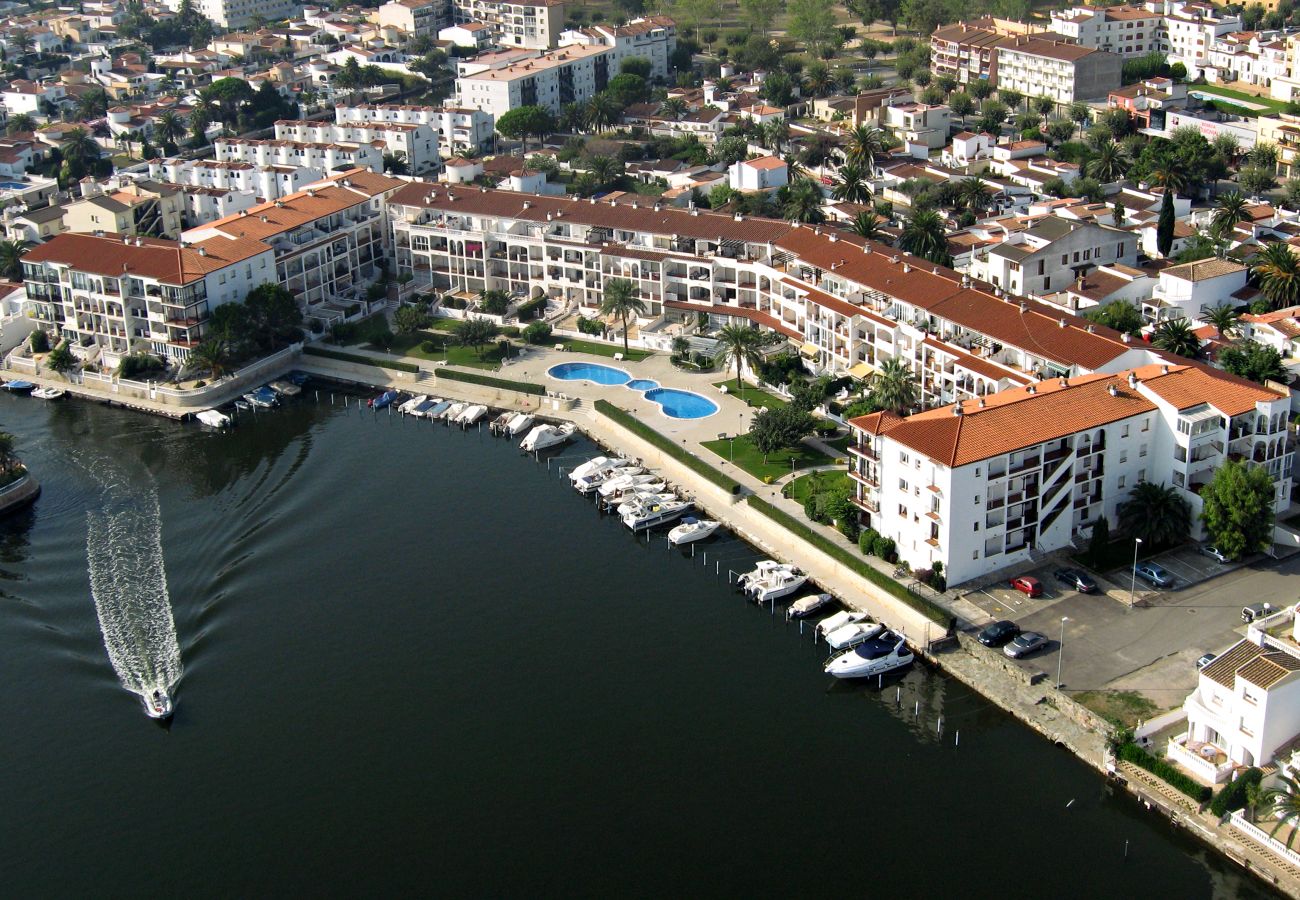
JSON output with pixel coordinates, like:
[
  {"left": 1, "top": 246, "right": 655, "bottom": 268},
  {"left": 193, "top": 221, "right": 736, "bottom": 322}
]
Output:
[
  {"left": 762, "top": 70, "right": 794, "bottom": 107},
  {"left": 201, "top": 77, "right": 255, "bottom": 124},
  {"left": 598, "top": 278, "right": 646, "bottom": 355},
  {"left": 717, "top": 323, "right": 763, "bottom": 401},
  {"left": 749, "top": 404, "right": 816, "bottom": 463},
  {"left": 948, "top": 92, "right": 974, "bottom": 121},
  {"left": 866, "top": 357, "right": 918, "bottom": 415},
  {"left": 620, "top": 56, "right": 652, "bottom": 80},
  {"left": 1156, "top": 186, "right": 1176, "bottom": 258},
  {"left": 495, "top": 105, "right": 556, "bottom": 151},
  {"left": 712, "top": 135, "right": 750, "bottom": 167},
  {"left": 1083, "top": 299, "right": 1143, "bottom": 336},
  {"left": 1088, "top": 516, "right": 1111, "bottom": 568},
  {"left": 1118, "top": 481, "right": 1192, "bottom": 547},
  {"left": 452, "top": 316, "right": 500, "bottom": 357},
  {"left": 970, "top": 80, "right": 993, "bottom": 102},
  {"left": 899, "top": 209, "right": 951, "bottom": 267},
  {"left": 0, "top": 431, "right": 17, "bottom": 476},
  {"left": 244, "top": 283, "right": 302, "bottom": 348},
  {"left": 45, "top": 339, "right": 75, "bottom": 374},
  {"left": 1240, "top": 165, "right": 1277, "bottom": 198},
  {"left": 1219, "top": 341, "right": 1287, "bottom": 384},
  {"left": 394, "top": 304, "right": 429, "bottom": 334},
  {"left": 788, "top": 0, "right": 841, "bottom": 56},
  {"left": 740, "top": 0, "right": 781, "bottom": 31},
  {"left": 1152, "top": 318, "right": 1200, "bottom": 358},
  {"left": 1201, "top": 459, "right": 1276, "bottom": 561},
  {"left": 382, "top": 151, "right": 409, "bottom": 175},
  {"left": 607, "top": 72, "right": 649, "bottom": 107}
]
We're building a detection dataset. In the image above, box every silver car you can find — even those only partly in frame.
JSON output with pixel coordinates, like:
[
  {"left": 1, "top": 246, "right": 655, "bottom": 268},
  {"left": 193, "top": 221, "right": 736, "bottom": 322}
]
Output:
[
  {"left": 1004, "top": 631, "right": 1050, "bottom": 659},
  {"left": 1200, "top": 545, "right": 1230, "bottom": 564}
]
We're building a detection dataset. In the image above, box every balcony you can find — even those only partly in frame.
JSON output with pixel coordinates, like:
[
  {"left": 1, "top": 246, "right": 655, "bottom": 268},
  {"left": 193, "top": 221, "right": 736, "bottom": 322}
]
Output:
[
  {"left": 852, "top": 496, "right": 879, "bottom": 514},
  {"left": 848, "top": 469, "right": 879, "bottom": 488},
  {"left": 846, "top": 443, "right": 878, "bottom": 460},
  {"left": 1166, "top": 732, "right": 1235, "bottom": 786}
]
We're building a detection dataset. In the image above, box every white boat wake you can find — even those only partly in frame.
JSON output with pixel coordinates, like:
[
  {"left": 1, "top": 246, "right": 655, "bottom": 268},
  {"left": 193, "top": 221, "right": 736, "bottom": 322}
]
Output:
[{"left": 86, "top": 486, "right": 183, "bottom": 702}]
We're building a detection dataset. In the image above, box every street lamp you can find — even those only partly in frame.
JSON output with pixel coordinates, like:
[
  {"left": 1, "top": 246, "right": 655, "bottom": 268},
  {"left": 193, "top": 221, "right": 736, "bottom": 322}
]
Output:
[
  {"left": 1057, "top": 616, "right": 1070, "bottom": 689},
  {"left": 1129, "top": 537, "right": 1143, "bottom": 605}
]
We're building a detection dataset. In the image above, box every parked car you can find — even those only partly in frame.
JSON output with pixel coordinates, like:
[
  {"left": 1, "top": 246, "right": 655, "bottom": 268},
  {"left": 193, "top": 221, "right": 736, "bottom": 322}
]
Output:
[
  {"left": 1004, "top": 631, "right": 1050, "bottom": 659},
  {"left": 1200, "top": 545, "right": 1230, "bottom": 564},
  {"left": 978, "top": 620, "right": 1021, "bottom": 647},
  {"left": 1009, "top": 575, "right": 1043, "bottom": 597},
  {"left": 1134, "top": 562, "right": 1174, "bottom": 588},
  {"left": 1196, "top": 653, "right": 1217, "bottom": 670},
  {"left": 1243, "top": 603, "right": 1274, "bottom": 623},
  {"left": 1053, "top": 568, "right": 1097, "bottom": 594}
]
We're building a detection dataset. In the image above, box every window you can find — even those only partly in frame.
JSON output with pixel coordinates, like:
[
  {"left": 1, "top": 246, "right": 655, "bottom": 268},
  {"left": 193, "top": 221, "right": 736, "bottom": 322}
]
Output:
[
  {"left": 900, "top": 452, "right": 909, "bottom": 464},
  {"left": 1137, "top": 469, "right": 1146, "bottom": 483},
  {"left": 1121, "top": 423, "right": 1129, "bottom": 437},
  {"left": 1073, "top": 251, "right": 1080, "bottom": 262},
  {"left": 1243, "top": 687, "right": 1259, "bottom": 704},
  {"left": 1083, "top": 249, "right": 1091, "bottom": 260},
  {"left": 898, "top": 504, "right": 907, "bottom": 517},
  {"left": 1061, "top": 254, "right": 1068, "bottom": 265},
  {"left": 899, "top": 478, "right": 909, "bottom": 490},
  {"left": 1037, "top": 259, "right": 1045, "bottom": 275},
  {"left": 974, "top": 495, "right": 980, "bottom": 504},
  {"left": 1141, "top": 417, "right": 1150, "bottom": 432},
  {"left": 1043, "top": 277, "right": 1049, "bottom": 289},
  {"left": 973, "top": 522, "right": 979, "bottom": 531},
  {"left": 1139, "top": 443, "right": 1148, "bottom": 458},
  {"left": 1117, "top": 242, "right": 1125, "bottom": 257},
  {"left": 1118, "top": 475, "right": 1127, "bottom": 489}
]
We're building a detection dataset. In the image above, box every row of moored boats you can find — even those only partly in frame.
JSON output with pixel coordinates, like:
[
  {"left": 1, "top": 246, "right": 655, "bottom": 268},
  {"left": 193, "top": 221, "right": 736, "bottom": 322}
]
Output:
[
  {"left": 568, "top": 455, "right": 716, "bottom": 535},
  {"left": 379, "top": 389, "right": 579, "bottom": 452},
  {"left": 3, "top": 380, "right": 66, "bottom": 400}
]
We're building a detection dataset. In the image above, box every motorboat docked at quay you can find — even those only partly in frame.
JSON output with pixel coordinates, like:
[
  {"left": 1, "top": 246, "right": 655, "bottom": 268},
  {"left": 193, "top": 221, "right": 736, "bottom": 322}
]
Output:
[
  {"left": 31, "top": 387, "right": 66, "bottom": 400},
  {"left": 489, "top": 411, "right": 513, "bottom": 432},
  {"left": 399, "top": 394, "right": 429, "bottom": 414},
  {"left": 615, "top": 490, "right": 677, "bottom": 517},
  {"left": 746, "top": 566, "right": 808, "bottom": 604},
  {"left": 243, "top": 386, "right": 279, "bottom": 408},
  {"left": 568, "top": 456, "right": 630, "bottom": 488},
  {"left": 737, "top": 560, "right": 787, "bottom": 591},
  {"left": 410, "top": 397, "right": 439, "bottom": 417},
  {"left": 2, "top": 380, "right": 34, "bottom": 392},
  {"left": 268, "top": 380, "right": 302, "bottom": 397},
  {"left": 442, "top": 401, "right": 466, "bottom": 422},
  {"left": 520, "top": 422, "right": 576, "bottom": 452},
  {"left": 143, "top": 688, "right": 174, "bottom": 720},
  {"left": 815, "top": 610, "right": 870, "bottom": 638},
  {"left": 369, "top": 390, "right": 403, "bottom": 410},
  {"left": 594, "top": 469, "right": 653, "bottom": 497},
  {"left": 621, "top": 495, "right": 692, "bottom": 530},
  {"left": 824, "top": 634, "right": 914, "bottom": 679},
  {"left": 425, "top": 399, "right": 453, "bottom": 420},
  {"left": 823, "top": 621, "right": 886, "bottom": 651},
  {"left": 786, "top": 593, "right": 834, "bottom": 620},
  {"left": 455, "top": 404, "right": 488, "bottom": 426},
  {"left": 505, "top": 412, "right": 534, "bottom": 436},
  {"left": 195, "top": 409, "right": 232, "bottom": 428},
  {"left": 668, "top": 517, "right": 720, "bottom": 545}
]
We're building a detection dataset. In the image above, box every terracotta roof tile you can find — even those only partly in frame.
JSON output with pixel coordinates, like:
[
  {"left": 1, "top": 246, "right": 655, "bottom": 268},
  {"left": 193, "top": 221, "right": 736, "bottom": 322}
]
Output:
[{"left": 23, "top": 232, "right": 270, "bottom": 284}]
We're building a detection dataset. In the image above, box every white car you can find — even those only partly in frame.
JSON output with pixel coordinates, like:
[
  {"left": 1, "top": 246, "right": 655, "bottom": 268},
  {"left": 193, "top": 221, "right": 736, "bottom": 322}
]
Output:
[{"left": 1199, "top": 545, "right": 1230, "bottom": 564}]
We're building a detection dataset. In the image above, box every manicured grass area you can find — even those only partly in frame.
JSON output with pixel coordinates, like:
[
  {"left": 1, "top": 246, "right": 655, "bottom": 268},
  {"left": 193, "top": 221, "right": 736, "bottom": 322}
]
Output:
[
  {"left": 374, "top": 330, "right": 505, "bottom": 370},
  {"left": 1073, "top": 690, "right": 1160, "bottom": 730},
  {"left": 555, "top": 338, "right": 652, "bottom": 361},
  {"left": 1190, "top": 84, "right": 1290, "bottom": 115},
  {"left": 712, "top": 378, "right": 787, "bottom": 409},
  {"left": 424, "top": 317, "right": 462, "bottom": 332},
  {"left": 784, "top": 470, "right": 850, "bottom": 505},
  {"left": 700, "top": 434, "right": 836, "bottom": 482}
]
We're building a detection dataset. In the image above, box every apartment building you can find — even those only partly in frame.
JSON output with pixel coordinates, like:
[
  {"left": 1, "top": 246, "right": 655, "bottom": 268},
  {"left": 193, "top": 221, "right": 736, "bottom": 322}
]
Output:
[
  {"left": 1147, "top": 257, "right": 1249, "bottom": 322},
  {"left": 1049, "top": 5, "right": 1163, "bottom": 59},
  {"left": 557, "top": 16, "right": 677, "bottom": 82},
  {"left": 22, "top": 231, "right": 276, "bottom": 367},
  {"left": 439, "top": 21, "right": 494, "bottom": 50},
  {"left": 972, "top": 218, "right": 1137, "bottom": 300},
  {"left": 882, "top": 102, "right": 951, "bottom": 151},
  {"left": 215, "top": 137, "right": 386, "bottom": 175},
  {"left": 1161, "top": 0, "right": 1242, "bottom": 77},
  {"left": 995, "top": 37, "right": 1122, "bottom": 106},
  {"left": 148, "top": 158, "right": 325, "bottom": 206},
  {"left": 272, "top": 119, "right": 441, "bottom": 175},
  {"left": 930, "top": 21, "right": 1015, "bottom": 87},
  {"left": 161, "top": 0, "right": 300, "bottom": 30},
  {"left": 455, "top": 43, "right": 613, "bottom": 118},
  {"left": 62, "top": 182, "right": 186, "bottom": 240},
  {"left": 848, "top": 363, "right": 1292, "bottom": 585},
  {"left": 334, "top": 103, "right": 495, "bottom": 157},
  {"left": 375, "top": 0, "right": 451, "bottom": 40},
  {"left": 452, "top": 0, "right": 565, "bottom": 50},
  {"left": 182, "top": 169, "right": 404, "bottom": 315}
]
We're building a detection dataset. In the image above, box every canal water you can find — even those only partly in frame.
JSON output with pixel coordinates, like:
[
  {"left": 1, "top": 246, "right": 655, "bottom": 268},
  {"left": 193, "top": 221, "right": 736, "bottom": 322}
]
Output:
[{"left": 0, "top": 391, "right": 1271, "bottom": 897}]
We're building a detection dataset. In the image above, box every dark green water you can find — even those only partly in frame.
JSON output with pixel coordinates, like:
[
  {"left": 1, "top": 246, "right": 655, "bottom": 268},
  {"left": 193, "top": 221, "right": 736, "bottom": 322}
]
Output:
[{"left": 0, "top": 391, "right": 1271, "bottom": 897}]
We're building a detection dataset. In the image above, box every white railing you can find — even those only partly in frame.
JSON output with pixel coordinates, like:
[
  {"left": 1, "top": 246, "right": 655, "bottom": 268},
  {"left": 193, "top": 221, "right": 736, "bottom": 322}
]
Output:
[
  {"left": 1230, "top": 810, "right": 1300, "bottom": 867},
  {"left": 1167, "top": 733, "right": 1235, "bottom": 785}
]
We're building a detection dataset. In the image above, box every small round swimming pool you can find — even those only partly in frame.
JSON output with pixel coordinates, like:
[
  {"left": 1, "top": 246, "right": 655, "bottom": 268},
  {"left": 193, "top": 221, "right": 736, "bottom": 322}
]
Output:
[
  {"left": 645, "top": 388, "right": 718, "bottom": 419},
  {"left": 626, "top": 379, "right": 659, "bottom": 391},
  {"left": 547, "top": 362, "right": 630, "bottom": 385}
]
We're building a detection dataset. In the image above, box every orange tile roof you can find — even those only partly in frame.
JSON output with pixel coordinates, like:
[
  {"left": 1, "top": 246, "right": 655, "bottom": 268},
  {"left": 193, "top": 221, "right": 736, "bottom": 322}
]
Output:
[
  {"left": 202, "top": 169, "right": 401, "bottom": 240},
  {"left": 23, "top": 232, "right": 270, "bottom": 284}
]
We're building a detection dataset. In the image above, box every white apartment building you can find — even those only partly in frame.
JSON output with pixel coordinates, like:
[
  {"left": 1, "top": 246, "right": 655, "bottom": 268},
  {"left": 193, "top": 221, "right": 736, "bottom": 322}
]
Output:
[
  {"left": 728, "top": 156, "right": 787, "bottom": 192},
  {"left": 334, "top": 103, "right": 495, "bottom": 156},
  {"left": 162, "top": 0, "right": 300, "bottom": 30},
  {"left": 455, "top": 43, "right": 614, "bottom": 119},
  {"left": 172, "top": 185, "right": 261, "bottom": 228},
  {"left": 557, "top": 16, "right": 677, "bottom": 82},
  {"left": 995, "top": 37, "right": 1123, "bottom": 106},
  {"left": 453, "top": 0, "right": 565, "bottom": 49},
  {"left": 376, "top": 0, "right": 450, "bottom": 40},
  {"left": 439, "top": 21, "right": 494, "bottom": 50},
  {"left": 148, "top": 158, "right": 325, "bottom": 205},
  {"left": 881, "top": 102, "right": 951, "bottom": 151},
  {"left": 849, "top": 363, "right": 1292, "bottom": 585},
  {"left": 1206, "top": 32, "right": 1289, "bottom": 88},
  {"left": 272, "top": 119, "right": 441, "bottom": 175},
  {"left": 1160, "top": 0, "right": 1242, "bottom": 77},
  {"left": 215, "top": 137, "right": 386, "bottom": 175},
  {"left": 1050, "top": 5, "right": 1163, "bottom": 59},
  {"left": 182, "top": 169, "right": 404, "bottom": 315},
  {"left": 22, "top": 231, "right": 276, "bottom": 367},
  {"left": 972, "top": 217, "right": 1137, "bottom": 301},
  {"left": 1147, "top": 257, "right": 1249, "bottom": 322}
]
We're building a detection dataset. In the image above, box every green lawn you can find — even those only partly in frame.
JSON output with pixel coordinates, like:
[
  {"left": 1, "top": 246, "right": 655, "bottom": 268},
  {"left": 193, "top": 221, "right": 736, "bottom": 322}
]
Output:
[
  {"left": 701, "top": 434, "right": 837, "bottom": 482},
  {"left": 424, "top": 317, "right": 462, "bottom": 331},
  {"left": 371, "top": 330, "right": 505, "bottom": 370},
  {"left": 712, "top": 379, "right": 787, "bottom": 409},
  {"left": 554, "top": 338, "right": 652, "bottom": 361},
  {"left": 1190, "top": 84, "right": 1290, "bottom": 115},
  {"left": 783, "top": 469, "right": 850, "bottom": 504}
]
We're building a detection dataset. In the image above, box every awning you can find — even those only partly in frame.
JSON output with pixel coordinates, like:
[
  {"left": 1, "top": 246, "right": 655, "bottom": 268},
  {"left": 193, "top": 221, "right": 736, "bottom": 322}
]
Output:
[
  {"left": 847, "top": 361, "right": 877, "bottom": 380},
  {"left": 800, "top": 342, "right": 820, "bottom": 359}
]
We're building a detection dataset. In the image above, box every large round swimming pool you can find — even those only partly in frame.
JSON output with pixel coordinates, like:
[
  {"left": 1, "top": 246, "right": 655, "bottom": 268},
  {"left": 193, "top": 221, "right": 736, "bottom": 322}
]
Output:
[
  {"left": 547, "top": 362, "right": 630, "bottom": 385},
  {"left": 644, "top": 387, "right": 718, "bottom": 419}
]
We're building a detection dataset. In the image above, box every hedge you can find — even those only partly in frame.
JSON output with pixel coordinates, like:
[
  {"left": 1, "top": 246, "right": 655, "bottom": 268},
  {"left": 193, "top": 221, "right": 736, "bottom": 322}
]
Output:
[
  {"left": 595, "top": 399, "right": 742, "bottom": 495},
  {"left": 304, "top": 345, "right": 420, "bottom": 373},
  {"left": 1119, "top": 743, "right": 1212, "bottom": 804},
  {"left": 1210, "top": 767, "right": 1263, "bottom": 817},
  {"left": 436, "top": 367, "right": 545, "bottom": 396},
  {"left": 746, "top": 495, "right": 950, "bottom": 626}
]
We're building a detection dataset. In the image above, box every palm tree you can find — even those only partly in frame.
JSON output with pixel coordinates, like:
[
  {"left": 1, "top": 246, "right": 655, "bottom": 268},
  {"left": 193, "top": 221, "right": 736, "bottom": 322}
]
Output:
[
  {"left": 586, "top": 92, "right": 620, "bottom": 132},
  {"left": 1253, "top": 242, "right": 1300, "bottom": 310},
  {"left": 0, "top": 238, "right": 28, "bottom": 281},
  {"left": 11, "top": 30, "right": 33, "bottom": 59},
  {"left": 1152, "top": 318, "right": 1201, "bottom": 358},
  {"left": 958, "top": 176, "right": 989, "bottom": 214},
  {"left": 657, "top": 98, "right": 686, "bottom": 120},
  {"left": 6, "top": 113, "right": 35, "bottom": 135},
  {"left": 831, "top": 162, "right": 871, "bottom": 204},
  {"left": 844, "top": 124, "right": 886, "bottom": 167},
  {"left": 1263, "top": 774, "right": 1300, "bottom": 849},
  {"left": 77, "top": 88, "right": 108, "bottom": 121},
  {"left": 848, "top": 210, "right": 885, "bottom": 241},
  {"left": 587, "top": 154, "right": 620, "bottom": 186},
  {"left": 717, "top": 323, "right": 762, "bottom": 401},
  {"left": 1151, "top": 157, "right": 1188, "bottom": 197},
  {"left": 598, "top": 278, "right": 645, "bottom": 355},
  {"left": 803, "top": 61, "right": 833, "bottom": 98},
  {"left": 154, "top": 109, "right": 184, "bottom": 153},
  {"left": 868, "top": 357, "right": 919, "bottom": 415},
  {"left": 1211, "top": 191, "right": 1250, "bottom": 242},
  {"left": 780, "top": 177, "right": 825, "bottom": 224},
  {"left": 560, "top": 101, "right": 587, "bottom": 134},
  {"left": 899, "top": 209, "right": 951, "bottom": 267},
  {"left": 1117, "top": 481, "right": 1192, "bottom": 546},
  {"left": 1201, "top": 302, "right": 1240, "bottom": 338},
  {"left": 1086, "top": 139, "right": 1129, "bottom": 182},
  {"left": 60, "top": 125, "right": 100, "bottom": 171},
  {"left": 762, "top": 119, "right": 788, "bottom": 154},
  {"left": 190, "top": 337, "right": 232, "bottom": 379}
]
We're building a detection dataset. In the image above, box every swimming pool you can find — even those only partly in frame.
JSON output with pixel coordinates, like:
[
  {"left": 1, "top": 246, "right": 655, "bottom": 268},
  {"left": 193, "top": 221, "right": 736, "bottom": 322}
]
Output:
[
  {"left": 645, "top": 388, "right": 718, "bottom": 419},
  {"left": 548, "top": 362, "right": 630, "bottom": 385},
  {"left": 0, "top": 182, "right": 27, "bottom": 191},
  {"left": 626, "top": 379, "right": 659, "bottom": 391}
]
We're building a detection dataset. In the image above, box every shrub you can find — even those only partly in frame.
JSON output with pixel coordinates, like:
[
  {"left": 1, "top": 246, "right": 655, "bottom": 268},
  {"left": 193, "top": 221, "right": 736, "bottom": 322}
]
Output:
[
  {"left": 1118, "top": 743, "right": 1211, "bottom": 803},
  {"left": 436, "top": 367, "right": 544, "bottom": 395},
  {"left": 501, "top": 326, "right": 521, "bottom": 338},
  {"left": 524, "top": 321, "right": 553, "bottom": 344},
  {"left": 117, "top": 352, "right": 165, "bottom": 379},
  {"left": 876, "top": 537, "right": 897, "bottom": 564},
  {"left": 302, "top": 345, "right": 420, "bottom": 373},
  {"left": 577, "top": 315, "right": 604, "bottom": 336},
  {"left": 516, "top": 297, "right": 546, "bottom": 321},
  {"left": 859, "top": 528, "right": 880, "bottom": 556},
  {"left": 28, "top": 330, "right": 49, "bottom": 353},
  {"left": 914, "top": 567, "right": 932, "bottom": 585},
  {"left": 1210, "top": 768, "right": 1263, "bottom": 817},
  {"left": 193, "top": 380, "right": 206, "bottom": 388},
  {"left": 420, "top": 339, "right": 439, "bottom": 353},
  {"left": 814, "top": 419, "right": 839, "bottom": 436}
]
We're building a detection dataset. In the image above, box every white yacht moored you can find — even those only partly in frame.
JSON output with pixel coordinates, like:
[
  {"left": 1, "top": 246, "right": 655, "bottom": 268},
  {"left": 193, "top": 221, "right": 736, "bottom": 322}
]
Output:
[
  {"left": 595, "top": 469, "right": 653, "bottom": 497},
  {"left": 737, "top": 560, "right": 787, "bottom": 591},
  {"left": 616, "top": 490, "right": 677, "bottom": 517},
  {"left": 621, "top": 495, "right": 692, "bottom": 530},
  {"left": 195, "top": 409, "right": 232, "bottom": 428},
  {"left": 568, "top": 456, "right": 628, "bottom": 487},
  {"left": 747, "top": 567, "right": 808, "bottom": 604},
  {"left": 815, "top": 610, "right": 869, "bottom": 637},
  {"left": 668, "top": 517, "right": 720, "bottom": 545},
  {"left": 443, "top": 401, "right": 467, "bottom": 422},
  {"left": 824, "top": 634, "right": 914, "bottom": 679},
  {"left": 505, "top": 412, "right": 535, "bottom": 436},
  {"left": 823, "top": 621, "right": 885, "bottom": 651},
  {"left": 31, "top": 387, "right": 66, "bottom": 400},
  {"left": 786, "top": 593, "right": 834, "bottom": 619},
  {"left": 399, "top": 394, "right": 429, "bottom": 414},
  {"left": 520, "top": 422, "right": 576, "bottom": 452},
  {"left": 456, "top": 404, "right": 488, "bottom": 426}
]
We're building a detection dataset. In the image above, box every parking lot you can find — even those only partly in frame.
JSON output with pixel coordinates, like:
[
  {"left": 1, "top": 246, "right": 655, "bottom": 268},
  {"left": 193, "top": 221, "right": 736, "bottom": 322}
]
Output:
[{"left": 964, "top": 563, "right": 1102, "bottom": 621}]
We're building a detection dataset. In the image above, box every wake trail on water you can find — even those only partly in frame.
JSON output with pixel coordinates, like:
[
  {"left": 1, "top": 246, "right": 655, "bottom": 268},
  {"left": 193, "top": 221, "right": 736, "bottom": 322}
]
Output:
[{"left": 86, "top": 481, "right": 183, "bottom": 699}]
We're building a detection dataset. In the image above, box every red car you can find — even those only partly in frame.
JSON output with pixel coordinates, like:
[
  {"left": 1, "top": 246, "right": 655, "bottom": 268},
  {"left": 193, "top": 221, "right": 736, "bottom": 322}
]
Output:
[{"left": 1009, "top": 576, "right": 1043, "bottom": 598}]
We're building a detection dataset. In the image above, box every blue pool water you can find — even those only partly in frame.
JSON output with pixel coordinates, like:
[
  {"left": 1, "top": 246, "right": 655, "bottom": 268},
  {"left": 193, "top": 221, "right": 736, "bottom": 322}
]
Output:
[
  {"left": 547, "top": 362, "right": 630, "bottom": 385},
  {"left": 0, "top": 181, "right": 27, "bottom": 191},
  {"left": 626, "top": 379, "right": 659, "bottom": 391},
  {"left": 645, "top": 388, "right": 718, "bottom": 419}
]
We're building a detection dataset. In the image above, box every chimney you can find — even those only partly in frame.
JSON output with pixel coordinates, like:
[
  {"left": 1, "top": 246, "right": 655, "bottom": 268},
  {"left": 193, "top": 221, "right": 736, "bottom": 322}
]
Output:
[
  {"left": 829, "top": 232, "right": 838, "bottom": 242},
  {"left": 1059, "top": 377, "right": 1068, "bottom": 388},
  {"left": 978, "top": 397, "right": 986, "bottom": 408},
  {"left": 523, "top": 200, "right": 531, "bottom": 209},
  {"left": 1019, "top": 299, "right": 1028, "bottom": 312},
  {"left": 902, "top": 262, "right": 910, "bottom": 273},
  {"left": 1027, "top": 384, "right": 1036, "bottom": 394},
  {"left": 198, "top": 247, "right": 207, "bottom": 256},
  {"left": 864, "top": 243, "right": 872, "bottom": 254},
  {"left": 1161, "top": 364, "right": 1170, "bottom": 375},
  {"left": 953, "top": 400, "right": 963, "bottom": 416},
  {"left": 1058, "top": 317, "right": 1066, "bottom": 328},
  {"left": 1108, "top": 384, "right": 1118, "bottom": 397},
  {"left": 1121, "top": 331, "right": 1131, "bottom": 343},
  {"left": 1127, "top": 372, "right": 1138, "bottom": 388}
]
